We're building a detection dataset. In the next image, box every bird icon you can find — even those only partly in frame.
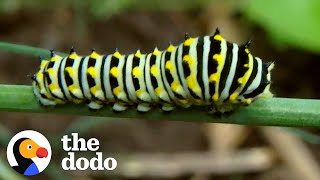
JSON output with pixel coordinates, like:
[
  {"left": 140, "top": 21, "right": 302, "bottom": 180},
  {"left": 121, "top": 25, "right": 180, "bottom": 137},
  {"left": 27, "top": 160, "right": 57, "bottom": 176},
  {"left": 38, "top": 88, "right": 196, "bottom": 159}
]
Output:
[{"left": 11, "top": 138, "right": 48, "bottom": 176}]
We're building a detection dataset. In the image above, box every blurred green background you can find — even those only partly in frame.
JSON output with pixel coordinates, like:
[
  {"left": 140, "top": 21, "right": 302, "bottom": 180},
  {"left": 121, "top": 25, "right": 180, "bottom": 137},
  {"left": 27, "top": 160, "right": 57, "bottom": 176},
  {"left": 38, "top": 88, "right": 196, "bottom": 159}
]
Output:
[{"left": 0, "top": 0, "right": 320, "bottom": 179}]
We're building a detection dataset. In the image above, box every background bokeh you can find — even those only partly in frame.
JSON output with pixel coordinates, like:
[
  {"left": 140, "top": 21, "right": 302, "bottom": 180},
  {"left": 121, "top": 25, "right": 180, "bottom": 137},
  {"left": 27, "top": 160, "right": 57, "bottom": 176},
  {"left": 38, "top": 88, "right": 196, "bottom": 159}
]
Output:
[{"left": 0, "top": 0, "right": 319, "bottom": 179}]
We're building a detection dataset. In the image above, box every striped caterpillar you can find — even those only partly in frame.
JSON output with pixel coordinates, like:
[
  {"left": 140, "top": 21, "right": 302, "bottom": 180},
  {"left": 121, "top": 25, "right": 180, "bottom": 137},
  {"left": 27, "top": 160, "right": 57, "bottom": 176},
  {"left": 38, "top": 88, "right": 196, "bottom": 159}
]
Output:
[{"left": 32, "top": 29, "right": 274, "bottom": 114}]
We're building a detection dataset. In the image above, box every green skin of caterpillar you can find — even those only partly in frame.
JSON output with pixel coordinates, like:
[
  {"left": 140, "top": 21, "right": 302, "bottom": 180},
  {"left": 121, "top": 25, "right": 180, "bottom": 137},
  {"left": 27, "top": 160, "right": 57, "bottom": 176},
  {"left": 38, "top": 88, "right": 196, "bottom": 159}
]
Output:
[{"left": 32, "top": 29, "right": 274, "bottom": 113}]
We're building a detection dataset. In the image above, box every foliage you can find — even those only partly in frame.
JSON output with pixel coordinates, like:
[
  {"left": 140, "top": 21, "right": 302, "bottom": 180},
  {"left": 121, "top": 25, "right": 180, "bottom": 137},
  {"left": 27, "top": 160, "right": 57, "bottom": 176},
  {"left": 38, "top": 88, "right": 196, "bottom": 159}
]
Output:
[
  {"left": 244, "top": 0, "right": 320, "bottom": 53},
  {"left": 1, "top": 0, "right": 319, "bottom": 52}
]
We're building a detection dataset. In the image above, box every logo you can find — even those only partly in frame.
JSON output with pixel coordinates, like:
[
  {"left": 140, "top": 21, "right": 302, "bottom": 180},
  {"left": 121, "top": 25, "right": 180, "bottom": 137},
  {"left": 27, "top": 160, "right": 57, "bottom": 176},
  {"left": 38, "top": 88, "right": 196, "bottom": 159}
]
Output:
[
  {"left": 61, "top": 133, "right": 117, "bottom": 171},
  {"left": 7, "top": 130, "right": 52, "bottom": 176}
]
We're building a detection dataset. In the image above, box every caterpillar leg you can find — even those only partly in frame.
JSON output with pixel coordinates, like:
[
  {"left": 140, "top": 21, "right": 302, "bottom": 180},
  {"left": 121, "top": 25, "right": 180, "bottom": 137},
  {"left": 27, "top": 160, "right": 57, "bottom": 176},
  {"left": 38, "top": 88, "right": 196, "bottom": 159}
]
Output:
[
  {"left": 161, "top": 104, "right": 175, "bottom": 112},
  {"left": 239, "top": 98, "right": 253, "bottom": 106},
  {"left": 38, "top": 99, "right": 57, "bottom": 106},
  {"left": 137, "top": 103, "right": 152, "bottom": 113},
  {"left": 33, "top": 89, "right": 57, "bottom": 106},
  {"left": 87, "top": 101, "right": 103, "bottom": 110},
  {"left": 207, "top": 103, "right": 237, "bottom": 114},
  {"left": 181, "top": 103, "right": 192, "bottom": 109},
  {"left": 112, "top": 103, "right": 127, "bottom": 112},
  {"left": 207, "top": 104, "right": 218, "bottom": 114}
]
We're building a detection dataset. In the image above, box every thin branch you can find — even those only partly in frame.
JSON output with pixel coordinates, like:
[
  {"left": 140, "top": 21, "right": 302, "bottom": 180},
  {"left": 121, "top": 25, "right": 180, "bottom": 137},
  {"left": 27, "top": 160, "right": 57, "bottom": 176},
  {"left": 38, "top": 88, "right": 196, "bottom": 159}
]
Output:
[
  {"left": 0, "top": 41, "right": 67, "bottom": 58},
  {"left": 261, "top": 127, "right": 320, "bottom": 180},
  {"left": 0, "top": 85, "right": 319, "bottom": 127}
]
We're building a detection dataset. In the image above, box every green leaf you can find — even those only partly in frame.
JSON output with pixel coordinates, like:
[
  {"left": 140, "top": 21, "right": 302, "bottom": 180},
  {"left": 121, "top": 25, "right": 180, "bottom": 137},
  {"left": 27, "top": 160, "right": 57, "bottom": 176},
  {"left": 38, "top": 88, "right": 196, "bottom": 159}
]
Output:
[{"left": 244, "top": 0, "right": 320, "bottom": 53}]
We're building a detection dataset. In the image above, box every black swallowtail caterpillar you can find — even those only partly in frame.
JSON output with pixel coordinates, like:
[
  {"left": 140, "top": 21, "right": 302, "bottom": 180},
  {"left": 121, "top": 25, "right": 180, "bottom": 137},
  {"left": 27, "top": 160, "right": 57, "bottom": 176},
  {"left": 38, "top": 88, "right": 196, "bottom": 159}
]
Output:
[{"left": 32, "top": 28, "right": 274, "bottom": 113}]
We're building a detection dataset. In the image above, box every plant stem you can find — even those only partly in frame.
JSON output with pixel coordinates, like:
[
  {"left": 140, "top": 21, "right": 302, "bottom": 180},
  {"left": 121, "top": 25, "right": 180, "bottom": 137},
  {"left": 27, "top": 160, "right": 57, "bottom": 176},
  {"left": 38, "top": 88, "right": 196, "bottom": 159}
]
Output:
[
  {"left": 0, "top": 84, "right": 319, "bottom": 127},
  {"left": 0, "top": 41, "right": 67, "bottom": 58}
]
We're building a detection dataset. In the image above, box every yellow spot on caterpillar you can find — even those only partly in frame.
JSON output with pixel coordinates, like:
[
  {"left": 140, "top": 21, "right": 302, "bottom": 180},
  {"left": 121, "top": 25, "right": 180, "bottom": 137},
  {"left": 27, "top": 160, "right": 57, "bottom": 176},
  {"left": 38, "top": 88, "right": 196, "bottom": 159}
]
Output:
[
  {"left": 155, "top": 87, "right": 162, "bottom": 96},
  {"left": 132, "top": 67, "right": 140, "bottom": 78},
  {"left": 179, "top": 99, "right": 188, "bottom": 105},
  {"left": 65, "top": 67, "right": 74, "bottom": 76},
  {"left": 47, "top": 69, "right": 55, "bottom": 76},
  {"left": 48, "top": 84, "right": 57, "bottom": 91},
  {"left": 40, "top": 61, "right": 48, "bottom": 68},
  {"left": 187, "top": 76, "right": 201, "bottom": 95},
  {"left": 113, "top": 51, "right": 122, "bottom": 58},
  {"left": 69, "top": 53, "right": 79, "bottom": 59},
  {"left": 151, "top": 65, "right": 158, "bottom": 76},
  {"left": 245, "top": 49, "right": 250, "bottom": 54},
  {"left": 113, "top": 86, "right": 121, "bottom": 96},
  {"left": 90, "top": 51, "right": 100, "bottom": 59},
  {"left": 72, "top": 99, "right": 82, "bottom": 104},
  {"left": 238, "top": 77, "right": 244, "bottom": 84},
  {"left": 214, "top": 35, "right": 223, "bottom": 41},
  {"left": 68, "top": 84, "right": 76, "bottom": 92},
  {"left": 230, "top": 93, "right": 238, "bottom": 101},
  {"left": 184, "top": 38, "right": 194, "bottom": 46},
  {"left": 213, "top": 93, "right": 219, "bottom": 101},
  {"left": 167, "top": 45, "right": 175, "bottom": 52},
  {"left": 244, "top": 64, "right": 249, "bottom": 67},
  {"left": 110, "top": 67, "right": 119, "bottom": 77},
  {"left": 186, "top": 76, "right": 196, "bottom": 88},
  {"left": 165, "top": 61, "right": 173, "bottom": 71},
  {"left": 36, "top": 73, "right": 43, "bottom": 80},
  {"left": 153, "top": 48, "right": 160, "bottom": 56},
  {"left": 136, "top": 90, "right": 151, "bottom": 101},
  {"left": 171, "top": 80, "right": 180, "bottom": 92},
  {"left": 213, "top": 54, "right": 223, "bottom": 64},
  {"left": 183, "top": 55, "right": 193, "bottom": 65},
  {"left": 90, "top": 86, "right": 98, "bottom": 94},
  {"left": 209, "top": 73, "right": 219, "bottom": 82},
  {"left": 87, "top": 67, "right": 97, "bottom": 78},
  {"left": 50, "top": 56, "right": 61, "bottom": 62},
  {"left": 135, "top": 50, "right": 142, "bottom": 58},
  {"left": 136, "top": 89, "right": 143, "bottom": 97},
  {"left": 50, "top": 57, "right": 57, "bottom": 62},
  {"left": 239, "top": 54, "right": 254, "bottom": 86}
]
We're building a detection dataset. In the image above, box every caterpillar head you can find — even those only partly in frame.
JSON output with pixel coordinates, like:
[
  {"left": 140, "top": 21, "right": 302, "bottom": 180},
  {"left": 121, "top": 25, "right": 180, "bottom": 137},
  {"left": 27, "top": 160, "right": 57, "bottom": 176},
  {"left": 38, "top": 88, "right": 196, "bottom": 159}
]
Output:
[
  {"left": 243, "top": 58, "right": 274, "bottom": 102},
  {"left": 32, "top": 56, "right": 57, "bottom": 106},
  {"left": 258, "top": 61, "right": 274, "bottom": 99}
]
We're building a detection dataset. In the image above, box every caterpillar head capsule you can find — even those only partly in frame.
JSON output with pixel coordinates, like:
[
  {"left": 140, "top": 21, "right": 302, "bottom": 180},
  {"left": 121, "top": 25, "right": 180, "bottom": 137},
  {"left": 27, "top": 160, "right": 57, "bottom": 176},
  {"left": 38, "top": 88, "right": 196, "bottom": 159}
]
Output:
[
  {"left": 32, "top": 58, "right": 56, "bottom": 106},
  {"left": 32, "top": 50, "right": 66, "bottom": 106}
]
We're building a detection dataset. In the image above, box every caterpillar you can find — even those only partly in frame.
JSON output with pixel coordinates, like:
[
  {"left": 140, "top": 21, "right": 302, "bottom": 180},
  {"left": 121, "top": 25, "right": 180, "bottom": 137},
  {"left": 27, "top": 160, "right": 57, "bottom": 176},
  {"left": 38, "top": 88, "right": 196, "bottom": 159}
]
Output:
[{"left": 32, "top": 28, "right": 274, "bottom": 114}]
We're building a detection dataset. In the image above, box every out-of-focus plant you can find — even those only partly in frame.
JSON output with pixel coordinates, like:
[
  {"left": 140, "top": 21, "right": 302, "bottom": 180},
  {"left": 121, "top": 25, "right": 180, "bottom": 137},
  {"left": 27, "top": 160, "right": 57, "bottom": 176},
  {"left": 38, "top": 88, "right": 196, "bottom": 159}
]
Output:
[
  {"left": 243, "top": 0, "right": 320, "bottom": 53},
  {"left": 0, "top": 0, "right": 213, "bottom": 17},
  {"left": 1, "top": 0, "right": 319, "bottom": 52}
]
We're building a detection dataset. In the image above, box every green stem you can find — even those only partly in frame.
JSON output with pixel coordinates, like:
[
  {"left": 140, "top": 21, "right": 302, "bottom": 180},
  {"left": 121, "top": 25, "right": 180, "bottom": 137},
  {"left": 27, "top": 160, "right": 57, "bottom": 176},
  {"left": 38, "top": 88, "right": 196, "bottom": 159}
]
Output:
[
  {"left": 0, "top": 85, "right": 319, "bottom": 127},
  {"left": 0, "top": 42, "right": 67, "bottom": 58}
]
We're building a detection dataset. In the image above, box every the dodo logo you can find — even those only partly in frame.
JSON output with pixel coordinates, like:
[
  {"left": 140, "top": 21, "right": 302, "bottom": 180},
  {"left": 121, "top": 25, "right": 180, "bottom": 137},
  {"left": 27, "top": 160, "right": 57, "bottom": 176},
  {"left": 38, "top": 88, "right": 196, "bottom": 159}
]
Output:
[{"left": 7, "top": 130, "right": 52, "bottom": 176}]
